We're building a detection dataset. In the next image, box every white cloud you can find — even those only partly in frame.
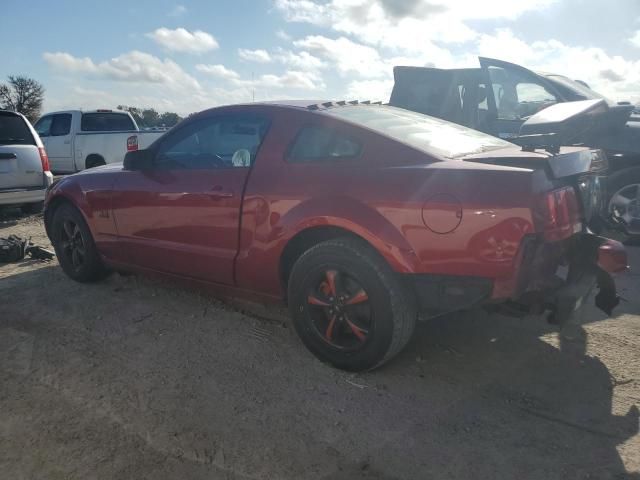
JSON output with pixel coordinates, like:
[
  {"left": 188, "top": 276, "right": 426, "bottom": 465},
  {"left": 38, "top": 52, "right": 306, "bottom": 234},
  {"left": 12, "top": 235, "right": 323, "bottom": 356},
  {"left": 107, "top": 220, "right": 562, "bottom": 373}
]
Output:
[
  {"left": 274, "top": 49, "right": 326, "bottom": 71},
  {"left": 43, "top": 50, "right": 201, "bottom": 91},
  {"left": 238, "top": 48, "right": 272, "bottom": 63},
  {"left": 276, "top": 29, "right": 292, "bottom": 41},
  {"left": 146, "top": 27, "right": 218, "bottom": 54},
  {"left": 345, "top": 79, "right": 393, "bottom": 102},
  {"left": 196, "top": 64, "right": 240, "bottom": 80},
  {"left": 275, "top": 0, "right": 640, "bottom": 104},
  {"left": 294, "top": 36, "right": 387, "bottom": 77},
  {"left": 168, "top": 4, "right": 187, "bottom": 17},
  {"left": 236, "top": 70, "right": 324, "bottom": 90},
  {"left": 276, "top": 0, "right": 558, "bottom": 51},
  {"left": 475, "top": 29, "right": 640, "bottom": 103}
]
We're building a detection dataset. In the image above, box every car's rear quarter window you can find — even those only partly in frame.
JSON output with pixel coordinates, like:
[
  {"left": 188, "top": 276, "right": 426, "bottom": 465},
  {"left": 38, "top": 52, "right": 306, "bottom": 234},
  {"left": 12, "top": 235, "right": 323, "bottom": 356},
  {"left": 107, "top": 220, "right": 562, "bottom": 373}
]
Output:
[
  {"left": 0, "top": 113, "right": 35, "bottom": 145},
  {"left": 325, "top": 105, "right": 512, "bottom": 159},
  {"left": 288, "top": 126, "right": 361, "bottom": 162},
  {"left": 81, "top": 113, "right": 135, "bottom": 132}
]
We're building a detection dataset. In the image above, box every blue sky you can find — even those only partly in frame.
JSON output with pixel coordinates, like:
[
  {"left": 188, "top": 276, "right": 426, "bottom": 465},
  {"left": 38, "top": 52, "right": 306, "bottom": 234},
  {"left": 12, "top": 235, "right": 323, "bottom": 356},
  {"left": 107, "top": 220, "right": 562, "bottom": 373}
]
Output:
[{"left": 2, "top": 0, "right": 640, "bottom": 115}]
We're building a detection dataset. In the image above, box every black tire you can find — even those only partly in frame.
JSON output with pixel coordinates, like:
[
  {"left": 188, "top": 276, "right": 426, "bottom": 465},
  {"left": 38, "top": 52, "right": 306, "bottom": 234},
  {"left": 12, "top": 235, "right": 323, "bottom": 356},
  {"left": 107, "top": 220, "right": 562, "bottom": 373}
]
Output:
[
  {"left": 288, "top": 237, "right": 417, "bottom": 371},
  {"left": 607, "top": 167, "right": 640, "bottom": 243},
  {"left": 21, "top": 201, "right": 43, "bottom": 214},
  {"left": 85, "top": 155, "right": 106, "bottom": 169},
  {"left": 51, "top": 203, "right": 110, "bottom": 282}
]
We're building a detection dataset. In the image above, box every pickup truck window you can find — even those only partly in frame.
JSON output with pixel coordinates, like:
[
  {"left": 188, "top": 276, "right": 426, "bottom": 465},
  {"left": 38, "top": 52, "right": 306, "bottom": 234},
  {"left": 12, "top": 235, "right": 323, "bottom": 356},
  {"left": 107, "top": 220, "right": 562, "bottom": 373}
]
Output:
[
  {"left": 34, "top": 116, "right": 52, "bottom": 137},
  {"left": 288, "top": 126, "right": 361, "bottom": 162},
  {"left": 155, "top": 115, "right": 269, "bottom": 169},
  {"left": 81, "top": 113, "right": 135, "bottom": 132},
  {"left": 50, "top": 114, "right": 72, "bottom": 136}
]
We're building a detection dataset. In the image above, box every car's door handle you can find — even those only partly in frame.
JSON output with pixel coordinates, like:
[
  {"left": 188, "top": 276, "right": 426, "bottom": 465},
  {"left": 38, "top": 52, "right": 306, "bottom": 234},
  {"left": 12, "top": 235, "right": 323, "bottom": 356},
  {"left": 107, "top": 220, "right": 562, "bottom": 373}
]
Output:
[{"left": 64, "top": 140, "right": 71, "bottom": 144}]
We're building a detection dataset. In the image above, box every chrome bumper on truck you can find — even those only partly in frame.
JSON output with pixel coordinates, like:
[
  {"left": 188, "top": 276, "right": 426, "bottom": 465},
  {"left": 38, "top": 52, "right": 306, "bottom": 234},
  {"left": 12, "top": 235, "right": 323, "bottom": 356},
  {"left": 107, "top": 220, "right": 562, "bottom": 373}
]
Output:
[{"left": 516, "top": 233, "right": 627, "bottom": 326}]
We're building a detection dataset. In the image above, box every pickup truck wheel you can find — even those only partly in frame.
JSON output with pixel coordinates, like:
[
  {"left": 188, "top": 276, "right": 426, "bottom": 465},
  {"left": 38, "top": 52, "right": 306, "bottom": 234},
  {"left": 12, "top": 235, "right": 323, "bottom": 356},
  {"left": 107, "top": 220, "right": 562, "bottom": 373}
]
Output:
[
  {"left": 608, "top": 167, "right": 640, "bottom": 241},
  {"left": 85, "top": 155, "right": 105, "bottom": 169},
  {"left": 288, "top": 238, "right": 417, "bottom": 371},
  {"left": 51, "top": 203, "right": 109, "bottom": 282}
]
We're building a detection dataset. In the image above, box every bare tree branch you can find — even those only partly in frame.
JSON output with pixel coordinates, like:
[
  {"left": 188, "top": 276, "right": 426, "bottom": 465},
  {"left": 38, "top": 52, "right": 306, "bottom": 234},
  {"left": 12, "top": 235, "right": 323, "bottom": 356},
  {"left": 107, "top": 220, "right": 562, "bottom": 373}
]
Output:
[{"left": 0, "top": 76, "right": 45, "bottom": 122}]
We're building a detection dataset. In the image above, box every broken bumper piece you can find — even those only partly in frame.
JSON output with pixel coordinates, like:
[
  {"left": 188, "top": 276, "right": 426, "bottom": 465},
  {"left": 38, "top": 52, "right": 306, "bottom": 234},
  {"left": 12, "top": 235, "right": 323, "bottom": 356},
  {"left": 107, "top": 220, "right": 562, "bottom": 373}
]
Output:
[{"left": 547, "top": 236, "right": 627, "bottom": 326}]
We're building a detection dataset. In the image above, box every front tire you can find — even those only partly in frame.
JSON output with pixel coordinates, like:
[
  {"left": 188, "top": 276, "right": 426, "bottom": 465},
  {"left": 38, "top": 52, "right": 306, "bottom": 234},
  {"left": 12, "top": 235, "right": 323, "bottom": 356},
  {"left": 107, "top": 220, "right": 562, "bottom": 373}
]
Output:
[
  {"left": 51, "top": 203, "right": 110, "bottom": 282},
  {"left": 288, "top": 238, "right": 417, "bottom": 371}
]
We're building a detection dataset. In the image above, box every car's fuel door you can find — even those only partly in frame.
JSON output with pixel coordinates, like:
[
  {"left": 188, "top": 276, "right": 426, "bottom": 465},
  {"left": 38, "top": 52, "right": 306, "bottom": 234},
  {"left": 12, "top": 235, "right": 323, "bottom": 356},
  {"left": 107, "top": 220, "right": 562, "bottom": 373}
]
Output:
[{"left": 479, "top": 57, "right": 562, "bottom": 141}]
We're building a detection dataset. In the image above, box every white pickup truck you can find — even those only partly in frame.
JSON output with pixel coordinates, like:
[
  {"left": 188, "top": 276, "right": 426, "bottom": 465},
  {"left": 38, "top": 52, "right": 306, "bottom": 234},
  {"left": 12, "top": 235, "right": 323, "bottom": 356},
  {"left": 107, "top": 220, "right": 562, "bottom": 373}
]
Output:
[{"left": 33, "top": 110, "right": 165, "bottom": 173}]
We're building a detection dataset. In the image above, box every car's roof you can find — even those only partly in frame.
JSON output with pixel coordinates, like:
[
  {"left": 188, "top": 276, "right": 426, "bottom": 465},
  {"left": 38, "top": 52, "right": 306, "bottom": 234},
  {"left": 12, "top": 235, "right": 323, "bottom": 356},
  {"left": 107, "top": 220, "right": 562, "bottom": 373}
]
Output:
[{"left": 195, "top": 100, "right": 369, "bottom": 118}]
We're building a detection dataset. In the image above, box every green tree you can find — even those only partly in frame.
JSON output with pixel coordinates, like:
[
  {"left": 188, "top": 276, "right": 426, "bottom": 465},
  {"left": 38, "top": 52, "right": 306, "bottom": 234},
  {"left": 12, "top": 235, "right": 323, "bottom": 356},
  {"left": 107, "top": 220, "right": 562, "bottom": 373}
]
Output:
[
  {"left": 116, "top": 105, "right": 182, "bottom": 128},
  {"left": 158, "top": 111, "right": 182, "bottom": 127},
  {"left": 0, "top": 76, "right": 45, "bottom": 123}
]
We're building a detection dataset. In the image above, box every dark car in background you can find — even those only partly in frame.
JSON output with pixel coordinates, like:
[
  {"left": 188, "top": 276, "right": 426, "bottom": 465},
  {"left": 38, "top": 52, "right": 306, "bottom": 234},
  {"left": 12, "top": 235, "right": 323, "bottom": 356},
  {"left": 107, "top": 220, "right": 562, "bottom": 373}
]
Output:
[{"left": 389, "top": 57, "right": 640, "bottom": 238}]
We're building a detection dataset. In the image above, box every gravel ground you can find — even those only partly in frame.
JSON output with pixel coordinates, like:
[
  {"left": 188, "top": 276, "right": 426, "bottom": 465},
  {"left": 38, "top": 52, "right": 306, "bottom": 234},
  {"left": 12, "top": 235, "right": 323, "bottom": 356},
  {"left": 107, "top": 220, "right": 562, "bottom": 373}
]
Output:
[{"left": 1, "top": 209, "right": 639, "bottom": 479}]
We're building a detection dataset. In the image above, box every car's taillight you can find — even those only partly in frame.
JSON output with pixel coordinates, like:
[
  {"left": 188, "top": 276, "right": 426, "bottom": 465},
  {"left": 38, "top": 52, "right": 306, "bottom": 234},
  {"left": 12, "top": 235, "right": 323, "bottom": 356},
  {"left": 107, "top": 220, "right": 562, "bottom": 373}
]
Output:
[
  {"left": 541, "top": 186, "right": 582, "bottom": 242},
  {"left": 38, "top": 147, "right": 50, "bottom": 172},
  {"left": 127, "top": 135, "right": 138, "bottom": 152}
]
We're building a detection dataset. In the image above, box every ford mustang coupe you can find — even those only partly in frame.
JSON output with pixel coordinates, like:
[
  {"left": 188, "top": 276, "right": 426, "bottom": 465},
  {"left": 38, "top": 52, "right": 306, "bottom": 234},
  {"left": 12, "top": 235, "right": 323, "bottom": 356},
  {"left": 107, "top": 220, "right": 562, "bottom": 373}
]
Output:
[{"left": 44, "top": 100, "right": 627, "bottom": 371}]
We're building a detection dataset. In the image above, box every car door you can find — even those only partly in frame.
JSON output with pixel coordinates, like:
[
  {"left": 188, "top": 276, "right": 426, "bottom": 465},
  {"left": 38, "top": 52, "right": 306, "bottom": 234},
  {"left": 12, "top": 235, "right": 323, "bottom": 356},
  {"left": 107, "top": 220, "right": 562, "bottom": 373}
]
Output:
[
  {"left": 37, "top": 113, "right": 73, "bottom": 172},
  {"left": 111, "top": 113, "right": 270, "bottom": 285},
  {"left": 479, "top": 57, "right": 563, "bottom": 140}
]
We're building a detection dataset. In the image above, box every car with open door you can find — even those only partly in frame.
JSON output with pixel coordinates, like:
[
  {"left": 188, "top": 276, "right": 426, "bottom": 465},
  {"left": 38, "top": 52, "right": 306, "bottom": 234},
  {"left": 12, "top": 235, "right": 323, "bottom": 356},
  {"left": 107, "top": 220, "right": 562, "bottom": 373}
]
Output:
[
  {"left": 390, "top": 57, "right": 640, "bottom": 239},
  {"left": 44, "top": 100, "right": 626, "bottom": 371}
]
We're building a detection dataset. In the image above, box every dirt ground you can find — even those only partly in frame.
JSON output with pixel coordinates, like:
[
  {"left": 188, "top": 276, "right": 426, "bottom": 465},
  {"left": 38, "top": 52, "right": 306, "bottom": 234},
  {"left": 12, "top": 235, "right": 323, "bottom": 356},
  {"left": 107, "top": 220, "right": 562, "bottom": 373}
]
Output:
[{"left": 1, "top": 209, "right": 639, "bottom": 480}]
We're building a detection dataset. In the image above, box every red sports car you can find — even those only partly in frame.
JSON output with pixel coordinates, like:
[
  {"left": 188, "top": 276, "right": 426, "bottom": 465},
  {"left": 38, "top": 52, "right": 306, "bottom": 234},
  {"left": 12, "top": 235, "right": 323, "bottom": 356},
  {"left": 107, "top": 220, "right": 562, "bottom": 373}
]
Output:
[{"left": 44, "top": 101, "right": 627, "bottom": 371}]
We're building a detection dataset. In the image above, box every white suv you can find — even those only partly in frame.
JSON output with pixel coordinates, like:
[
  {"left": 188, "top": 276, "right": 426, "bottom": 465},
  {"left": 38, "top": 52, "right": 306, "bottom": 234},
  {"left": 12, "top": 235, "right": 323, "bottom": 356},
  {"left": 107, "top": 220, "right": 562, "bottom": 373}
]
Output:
[{"left": 0, "top": 110, "right": 53, "bottom": 213}]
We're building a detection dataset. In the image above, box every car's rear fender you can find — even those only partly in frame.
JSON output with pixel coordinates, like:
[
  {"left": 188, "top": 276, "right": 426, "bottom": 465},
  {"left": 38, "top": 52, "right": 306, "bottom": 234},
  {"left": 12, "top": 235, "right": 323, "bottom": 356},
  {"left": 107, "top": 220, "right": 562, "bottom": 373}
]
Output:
[{"left": 235, "top": 195, "right": 421, "bottom": 298}]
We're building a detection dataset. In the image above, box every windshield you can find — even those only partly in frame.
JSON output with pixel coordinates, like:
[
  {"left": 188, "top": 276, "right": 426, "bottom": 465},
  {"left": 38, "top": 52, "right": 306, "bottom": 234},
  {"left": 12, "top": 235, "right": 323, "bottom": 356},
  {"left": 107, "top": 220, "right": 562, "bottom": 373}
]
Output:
[
  {"left": 544, "top": 74, "right": 612, "bottom": 103},
  {"left": 324, "top": 105, "right": 513, "bottom": 159}
]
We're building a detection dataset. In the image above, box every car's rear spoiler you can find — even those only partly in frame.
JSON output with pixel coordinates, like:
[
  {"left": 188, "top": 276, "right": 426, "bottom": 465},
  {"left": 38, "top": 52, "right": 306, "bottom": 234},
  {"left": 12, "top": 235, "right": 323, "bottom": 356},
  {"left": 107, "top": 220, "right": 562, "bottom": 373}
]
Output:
[{"left": 517, "top": 99, "right": 608, "bottom": 154}]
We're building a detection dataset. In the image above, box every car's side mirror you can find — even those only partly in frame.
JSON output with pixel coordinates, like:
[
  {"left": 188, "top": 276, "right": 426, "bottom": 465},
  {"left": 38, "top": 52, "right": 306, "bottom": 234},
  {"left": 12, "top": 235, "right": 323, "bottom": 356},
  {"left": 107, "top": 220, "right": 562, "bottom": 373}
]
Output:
[{"left": 123, "top": 149, "right": 153, "bottom": 170}]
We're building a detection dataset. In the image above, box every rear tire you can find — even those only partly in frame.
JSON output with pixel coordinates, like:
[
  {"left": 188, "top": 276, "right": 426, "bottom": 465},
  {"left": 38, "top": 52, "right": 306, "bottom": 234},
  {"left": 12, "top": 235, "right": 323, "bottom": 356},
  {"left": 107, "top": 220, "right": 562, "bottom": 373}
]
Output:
[
  {"left": 287, "top": 237, "right": 417, "bottom": 371},
  {"left": 51, "top": 203, "right": 110, "bottom": 282}
]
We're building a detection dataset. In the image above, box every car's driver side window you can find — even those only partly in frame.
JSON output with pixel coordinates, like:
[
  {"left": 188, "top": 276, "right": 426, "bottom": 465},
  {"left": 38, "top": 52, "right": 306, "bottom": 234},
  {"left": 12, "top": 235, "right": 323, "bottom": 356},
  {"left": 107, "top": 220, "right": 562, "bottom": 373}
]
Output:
[{"left": 154, "top": 115, "right": 269, "bottom": 170}]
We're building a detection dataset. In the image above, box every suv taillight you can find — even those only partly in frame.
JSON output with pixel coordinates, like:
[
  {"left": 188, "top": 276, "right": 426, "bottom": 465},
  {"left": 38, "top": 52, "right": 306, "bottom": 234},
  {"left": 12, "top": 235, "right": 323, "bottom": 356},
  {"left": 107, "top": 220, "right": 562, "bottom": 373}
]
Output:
[
  {"left": 38, "top": 147, "right": 50, "bottom": 172},
  {"left": 542, "top": 186, "right": 582, "bottom": 242},
  {"left": 127, "top": 135, "right": 138, "bottom": 152}
]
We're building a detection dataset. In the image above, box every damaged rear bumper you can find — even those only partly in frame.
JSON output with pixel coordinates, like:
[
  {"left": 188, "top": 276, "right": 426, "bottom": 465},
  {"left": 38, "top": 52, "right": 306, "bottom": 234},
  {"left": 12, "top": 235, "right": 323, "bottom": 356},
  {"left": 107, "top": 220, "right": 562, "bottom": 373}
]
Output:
[{"left": 517, "top": 235, "right": 627, "bottom": 326}]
